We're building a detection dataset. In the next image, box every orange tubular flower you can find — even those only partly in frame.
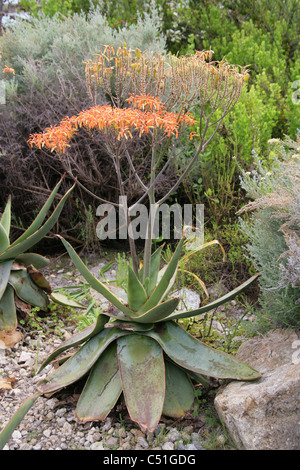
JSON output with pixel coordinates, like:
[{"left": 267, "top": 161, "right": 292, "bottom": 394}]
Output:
[
  {"left": 3, "top": 65, "right": 15, "bottom": 75},
  {"left": 126, "top": 93, "right": 166, "bottom": 112},
  {"left": 28, "top": 94, "right": 196, "bottom": 154}
]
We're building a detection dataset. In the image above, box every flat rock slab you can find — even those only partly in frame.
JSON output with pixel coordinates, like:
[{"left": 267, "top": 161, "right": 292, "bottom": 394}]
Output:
[{"left": 214, "top": 328, "right": 300, "bottom": 450}]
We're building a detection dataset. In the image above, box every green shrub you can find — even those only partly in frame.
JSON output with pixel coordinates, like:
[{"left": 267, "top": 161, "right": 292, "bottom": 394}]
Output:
[
  {"left": 238, "top": 135, "right": 300, "bottom": 330},
  {"left": 0, "top": 8, "right": 166, "bottom": 248}
]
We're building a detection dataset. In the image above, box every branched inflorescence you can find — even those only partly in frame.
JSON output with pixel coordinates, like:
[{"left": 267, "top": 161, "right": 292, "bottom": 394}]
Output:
[
  {"left": 28, "top": 45, "right": 249, "bottom": 275},
  {"left": 28, "top": 94, "right": 196, "bottom": 153}
]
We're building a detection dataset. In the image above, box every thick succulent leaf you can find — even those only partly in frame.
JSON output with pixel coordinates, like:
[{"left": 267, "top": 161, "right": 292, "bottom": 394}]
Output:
[
  {"left": 0, "top": 260, "right": 13, "bottom": 301},
  {"left": 163, "top": 274, "right": 261, "bottom": 321},
  {"left": 148, "top": 245, "right": 164, "bottom": 294},
  {"left": 136, "top": 238, "right": 184, "bottom": 316},
  {"left": 105, "top": 320, "right": 154, "bottom": 332},
  {"left": 15, "top": 253, "right": 50, "bottom": 269},
  {"left": 0, "top": 223, "right": 10, "bottom": 253},
  {"left": 9, "top": 176, "right": 64, "bottom": 248},
  {"left": 127, "top": 264, "right": 147, "bottom": 312},
  {"left": 0, "top": 284, "right": 17, "bottom": 331},
  {"left": 38, "top": 314, "right": 109, "bottom": 372},
  {"left": 9, "top": 269, "right": 49, "bottom": 310},
  {"left": 0, "top": 196, "right": 11, "bottom": 237},
  {"left": 59, "top": 236, "right": 136, "bottom": 319},
  {"left": 108, "top": 284, "right": 128, "bottom": 302},
  {"left": 75, "top": 342, "right": 122, "bottom": 422},
  {"left": 38, "top": 327, "right": 131, "bottom": 394},
  {"left": 139, "top": 245, "right": 163, "bottom": 295},
  {"left": 133, "top": 297, "right": 180, "bottom": 324},
  {"left": 0, "top": 183, "right": 75, "bottom": 262},
  {"left": 117, "top": 334, "right": 165, "bottom": 433},
  {"left": 49, "top": 292, "right": 86, "bottom": 309},
  {"left": 182, "top": 239, "right": 226, "bottom": 263},
  {"left": 162, "top": 360, "right": 195, "bottom": 418},
  {"left": 144, "top": 321, "right": 261, "bottom": 380},
  {"left": 0, "top": 392, "right": 41, "bottom": 450}
]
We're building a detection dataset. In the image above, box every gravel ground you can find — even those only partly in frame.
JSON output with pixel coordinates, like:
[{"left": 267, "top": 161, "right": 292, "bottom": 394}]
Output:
[
  {"left": 0, "top": 255, "right": 237, "bottom": 451},
  {"left": 0, "top": 328, "right": 230, "bottom": 451}
]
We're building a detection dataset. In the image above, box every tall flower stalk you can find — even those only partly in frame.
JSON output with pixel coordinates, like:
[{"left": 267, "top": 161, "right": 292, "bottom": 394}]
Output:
[{"left": 28, "top": 45, "right": 248, "bottom": 276}]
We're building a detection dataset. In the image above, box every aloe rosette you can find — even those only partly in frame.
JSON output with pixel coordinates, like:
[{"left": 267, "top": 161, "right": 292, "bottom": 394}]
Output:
[
  {"left": 0, "top": 237, "right": 261, "bottom": 447},
  {"left": 0, "top": 176, "right": 76, "bottom": 333}
]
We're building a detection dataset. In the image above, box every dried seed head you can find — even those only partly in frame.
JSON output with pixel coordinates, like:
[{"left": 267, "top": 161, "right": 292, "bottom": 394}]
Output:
[{"left": 85, "top": 45, "right": 248, "bottom": 116}]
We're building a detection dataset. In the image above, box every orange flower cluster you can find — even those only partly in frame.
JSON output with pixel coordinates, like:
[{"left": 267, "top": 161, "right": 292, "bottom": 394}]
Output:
[
  {"left": 28, "top": 94, "right": 196, "bottom": 154},
  {"left": 126, "top": 93, "right": 166, "bottom": 112},
  {"left": 28, "top": 117, "right": 77, "bottom": 153},
  {"left": 3, "top": 65, "right": 15, "bottom": 75}
]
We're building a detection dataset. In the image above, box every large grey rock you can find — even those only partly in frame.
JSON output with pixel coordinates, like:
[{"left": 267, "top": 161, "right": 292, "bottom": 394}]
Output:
[
  {"left": 172, "top": 288, "right": 201, "bottom": 312},
  {"left": 214, "top": 329, "right": 300, "bottom": 450}
]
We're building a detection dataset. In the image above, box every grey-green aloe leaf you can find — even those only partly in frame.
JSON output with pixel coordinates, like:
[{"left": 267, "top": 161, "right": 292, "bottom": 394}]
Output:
[
  {"left": 0, "top": 260, "right": 13, "bottom": 300},
  {"left": 127, "top": 264, "right": 147, "bottom": 312},
  {"left": 144, "top": 321, "right": 261, "bottom": 380},
  {"left": 59, "top": 236, "right": 136, "bottom": 318},
  {"left": 0, "top": 196, "right": 11, "bottom": 237},
  {"left": 0, "top": 392, "right": 41, "bottom": 450},
  {"left": 38, "top": 327, "right": 131, "bottom": 394},
  {"left": 9, "top": 175, "right": 64, "bottom": 248},
  {"left": 0, "top": 182, "right": 75, "bottom": 262},
  {"left": 117, "top": 334, "right": 165, "bottom": 433},
  {"left": 105, "top": 320, "right": 154, "bottom": 332},
  {"left": 9, "top": 269, "right": 49, "bottom": 310},
  {"left": 38, "top": 313, "right": 109, "bottom": 372},
  {"left": 139, "top": 244, "right": 164, "bottom": 296},
  {"left": 133, "top": 297, "right": 180, "bottom": 324},
  {"left": 136, "top": 238, "right": 184, "bottom": 316},
  {"left": 75, "top": 342, "right": 122, "bottom": 422},
  {"left": 0, "top": 223, "right": 9, "bottom": 252},
  {"left": 162, "top": 360, "right": 195, "bottom": 418},
  {"left": 163, "top": 273, "right": 261, "bottom": 321},
  {"left": 49, "top": 292, "right": 86, "bottom": 309},
  {"left": 0, "top": 284, "right": 17, "bottom": 330},
  {"left": 15, "top": 253, "right": 50, "bottom": 269}
]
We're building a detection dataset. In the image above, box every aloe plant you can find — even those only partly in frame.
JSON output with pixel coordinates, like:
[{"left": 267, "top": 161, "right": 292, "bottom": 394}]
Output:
[
  {"left": 0, "top": 176, "right": 76, "bottom": 333},
  {"left": 0, "top": 47, "right": 261, "bottom": 448},
  {"left": 0, "top": 236, "right": 260, "bottom": 447}
]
